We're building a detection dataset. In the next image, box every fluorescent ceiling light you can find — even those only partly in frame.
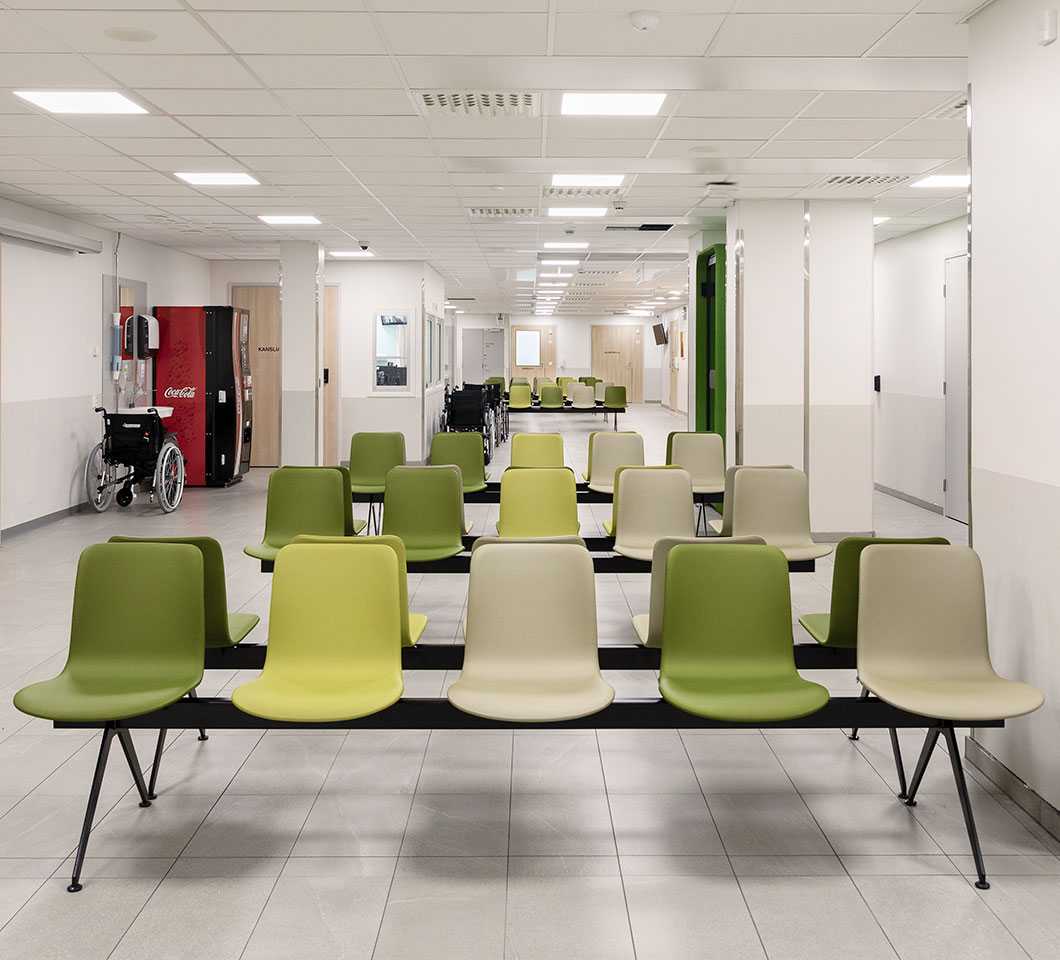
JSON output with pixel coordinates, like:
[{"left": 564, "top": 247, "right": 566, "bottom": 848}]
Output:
[
  {"left": 626, "top": 310, "right": 652, "bottom": 317},
  {"left": 14, "top": 90, "right": 146, "bottom": 114},
  {"left": 541, "top": 259, "right": 580, "bottom": 266},
  {"left": 176, "top": 171, "right": 258, "bottom": 186},
  {"left": 454, "top": 310, "right": 466, "bottom": 314},
  {"left": 543, "top": 241, "right": 589, "bottom": 250},
  {"left": 330, "top": 249, "right": 374, "bottom": 258},
  {"left": 551, "top": 174, "right": 625, "bottom": 187},
  {"left": 912, "top": 175, "right": 969, "bottom": 189},
  {"left": 258, "top": 214, "right": 320, "bottom": 225},
  {"left": 669, "top": 290, "right": 683, "bottom": 295},
  {"left": 548, "top": 207, "right": 607, "bottom": 218},
  {"left": 873, "top": 216, "right": 891, "bottom": 225},
  {"left": 561, "top": 92, "right": 666, "bottom": 117}
]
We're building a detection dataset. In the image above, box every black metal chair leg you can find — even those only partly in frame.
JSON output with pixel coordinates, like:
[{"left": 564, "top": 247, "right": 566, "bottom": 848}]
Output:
[
  {"left": 942, "top": 724, "right": 990, "bottom": 889},
  {"left": 849, "top": 685, "right": 871, "bottom": 740},
  {"left": 147, "top": 729, "right": 167, "bottom": 800},
  {"left": 904, "top": 726, "right": 941, "bottom": 807},
  {"left": 68, "top": 726, "right": 116, "bottom": 893},
  {"left": 888, "top": 727, "right": 909, "bottom": 799},
  {"left": 115, "top": 728, "right": 152, "bottom": 808},
  {"left": 188, "top": 689, "right": 208, "bottom": 741}
]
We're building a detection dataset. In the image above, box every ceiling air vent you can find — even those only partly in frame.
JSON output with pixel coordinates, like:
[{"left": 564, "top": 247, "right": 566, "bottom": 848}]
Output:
[
  {"left": 604, "top": 223, "right": 673, "bottom": 232},
  {"left": 419, "top": 91, "right": 540, "bottom": 117},
  {"left": 822, "top": 175, "right": 910, "bottom": 189},
  {"left": 544, "top": 186, "right": 624, "bottom": 200},
  {"left": 468, "top": 206, "right": 537, "bottom": 219}
]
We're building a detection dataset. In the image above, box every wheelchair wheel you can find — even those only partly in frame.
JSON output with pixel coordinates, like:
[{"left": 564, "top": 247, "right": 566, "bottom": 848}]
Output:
[
  {"left": 84, "top": 442, "right": 117, "bottom": 512},
  {"left": 154, "top": 441, "right": 185, "bottom": 513}
]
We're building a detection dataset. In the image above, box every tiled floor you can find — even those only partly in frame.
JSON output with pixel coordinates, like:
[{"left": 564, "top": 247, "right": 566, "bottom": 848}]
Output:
[{"left": 0, "top": 404, "right": 1057, "bottom": 960}]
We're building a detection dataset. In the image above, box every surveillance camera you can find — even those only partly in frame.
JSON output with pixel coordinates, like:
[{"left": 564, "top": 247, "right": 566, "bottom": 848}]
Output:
[
  {"left": 563, "top": 225, "right": 576, "bottom": 236},
  {"left": 359, "top": 242, "right": 369, "bottom": 251},
  {"left": 630, "top": 10, "right": 661, "bottom": 32},
  {"left": 613, "top": 198, "right": 626, "bottom": 213}
]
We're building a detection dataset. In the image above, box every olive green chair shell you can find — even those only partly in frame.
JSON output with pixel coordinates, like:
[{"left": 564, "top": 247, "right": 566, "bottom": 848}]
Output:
[
  {"left": 799, "top": 536, "right": 949, "bottom": 648},
  {"left": 293, "top": 534, "right": 427, "bottom": 646},
  {"left": 510, "top": 432, "right": 565, "bottom": 468},
  {"left": 604, "top": 385, "right": 627, "bottom": 409},
  {"left": 539, "top": 384, "right": 565, "bottom": 409},
  {"left": 382, "top": 465, "right": 466, "bottom": 562},
  {"left": 429, "top": 431, "right": 488, "bottom": 493},
  {"left": 484, "top": 376, "right": 506, "bottom": 390},
  {"left": 288, "top": 465, "right": 365, "bottom": 537},
  {"left": 348, "top": 432, "right": 406, "bottom": 494},
  {"left": 508, "top": 384, "right": 532, "bottom": 409},
  {"left": 14, "top": 543, "right": 205, "bottom": 722},
  {"left": 585, "top": 432, "right": 644, "bottom": 494},
  {"left": 109, "top": 536, "right": 259, "bottom": 648},
  {"left": 245, "top": 466, "right": 346, "bottom": 562},
  {"left": 658, "top": 544, "right": 830, "bottom": 722},
  {"left": 730, "top": 467, "right": 833, "bottom": 562},
  {"left": 510, "top": 377, "right": 529, "bottom": 386},
  {"left": 497, "top": 467, "right": 580, "bottom": 538},
  {"left": 666, "top": 432, "right": 725, "bottom": 495},
  {"left": 232, "top": 544, "right": 403, "bottom": 722}
]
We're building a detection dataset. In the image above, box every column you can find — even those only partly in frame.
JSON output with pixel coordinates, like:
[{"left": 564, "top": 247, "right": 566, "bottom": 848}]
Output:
[{"left": 279, "top": 240, "right": 324, "bottom": 465}]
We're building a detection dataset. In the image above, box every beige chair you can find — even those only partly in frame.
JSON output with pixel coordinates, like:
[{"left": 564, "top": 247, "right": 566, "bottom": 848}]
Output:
[
  {"left": 632, "top": 535, "right": 765, "bottom": 646},
  {"left": 585, "top": 432, "right": 645, "bottom": 494},
  {"left": 857, "top": 544, "right": 1044, "bottom": 890},
  {"left": 668, "top": 432, "right": 725, "bottom": 536},
  {"left": 472, "top": 535, "right": 585, "bottom": 553},
  {"left": 607, "top": 466, "right": 694, "bottom": 562},
  {"left": 594, "top": 381, "right": 609, "bottom": 403},
  {"left": 729, "top": 467, "right": 832, "bottom": 562},
  {"left": 710, "top": 464, "right": 792, "bottom": 535},
  {"left": 570, "top": 383, "right": 596, "bottom": 409},
  {"left": 447, "top": 542, "right": 614, "bottom": 722}
]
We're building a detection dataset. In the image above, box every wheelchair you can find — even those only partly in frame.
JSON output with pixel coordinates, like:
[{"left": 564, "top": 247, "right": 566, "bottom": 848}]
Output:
[
  {"left": 448, "top": 386, "right": 494, "bottom": 464},
  {"left": 85, "top": 407, "right": 186, "bottom": 514}
]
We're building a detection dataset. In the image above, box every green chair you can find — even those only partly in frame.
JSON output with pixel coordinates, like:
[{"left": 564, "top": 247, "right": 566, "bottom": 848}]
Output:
[
  {"left": 510, "top": 377, "right": 529, "bottom": 386},
  {"left": 497, "top": 467, "right": 580, "bottom": 538},
  {"left": 511, "top": 432, "right": 564, "bottom": 468},
  {"left": 13, "top": 542, "right": 206, "bottom": 893},
  {"left": 294, "top": 534, "right": 427, "bottom": 646},
  {"left": 556, "top": 375, "right": 573, "bottom": 390},
  {"left": 348, "top": 432, "right": 406, "bottom": 534},
  {"left": 579, "top": 376, "right": 597, "bottom": 387},
  {"left": 244, "top": 467, "right": 346, "bottom": 565},
  {"left": 484, "top": 376, "right": 506, "bottom": 390},
  {"left": 604, "top": 385, "right": 626, "bottom": 409},
  {"left": 382, "top": 465, "right": 466, "bottom": 562},
  {"left": 429, "top": 431, "right": 488, "bottom": 493},
  {"left": 509, "top": 384, "right": 532, "bottom": 410},
  {"left": 539, "top": 384, "right": 564, "bottom": 409},
  {"left": 658, "top": 543, "right": 829, "bottom": 722},
  {"left": 233, "top": 544, "right": 403, "bottom": 723},
  {"left": 285, "top": 466, "right": 365, "bottom": 537}
]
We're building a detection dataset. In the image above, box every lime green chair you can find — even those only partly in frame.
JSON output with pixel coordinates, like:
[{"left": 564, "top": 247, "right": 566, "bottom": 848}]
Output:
[
  {"left": 509, "top": 384, "right": 532, "bottom": 410},
  {"left": 485, "top": 376, "right": 506, "bottom": 389},
  {"left": 497, "top": 467, "right": 580, "bottom": 538},
  {"left": 429, "top": 431, "right": 488, "bottom": 493},
  {"left": 349, "top": 432, "right": 406, "bottom": 533},
  {"left": 244, "top": 467, "right": 346, "bottom": 564},
  {"left": 233, "top": 544, "right": 403, "bottom": 723},
  {"left": 579, "top": 376, "right": 597, "bottom": 387},
  {"left": 13, "top": 542, "right": 205, "bottom": 893},
  {"left": 658, "top": 543, "right": 829, "bottom": 722},
  {"left": 539, "top": 384, "right": 564, "bottom": 409},
  {"left": 604, "top": 385, "right": 626, "bottom": 408},
  {"left": 511, "top": 432, "right": 564, "bottom": 468},
  {"left": 294, "top": 534, "right": 427, "bottom": 645},
  {"left": 382, "top": 465, "right": 466, "bottom": 562},
  {"left": 510, "top": 377, "right": 529, "bottom": 386},
  {"left": 556, "top": 375, "right": 573, "bottom": 389}
]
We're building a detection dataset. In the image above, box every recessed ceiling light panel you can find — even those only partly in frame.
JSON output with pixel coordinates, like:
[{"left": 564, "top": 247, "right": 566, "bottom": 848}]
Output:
[
  {"left": 176, "top": 172, "right": 258, "bottom": 186},
  {"left": 14, "top": 90, "right": 146, "bottom": 114},
  {"left": 561, "top": 92, "right": 666, "bottom": 116},
  {"left": 258, "top": 215, "right": 321, "bottom": 225},
  {"left": 911, "top": 175, "right": 969, "bottom": 189},
  {"left": 551, "top": 174, "right": 625, "bottom": 187},
  {"left": 543, "top": 242, "right": 589, "bottom": 250},
  {"left": 330, "top": 249, "right": 375, "bottom": 257}
]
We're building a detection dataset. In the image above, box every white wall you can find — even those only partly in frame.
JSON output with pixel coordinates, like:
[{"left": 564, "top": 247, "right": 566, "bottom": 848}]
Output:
[
  {"left": 658, "top": 305, "right": 686, "bottom": 412},
  {"left": 0, "top": 197, "right": 210, "bottom": 530},
  {"left": 873, "top": 218, "right": 967, "bottom": 507},
  {"left": 968, "top": 0, "right": 1060, "bottom": 813},
  {"left": 209, "top": 259, "right": 279, "bottom": 304}
]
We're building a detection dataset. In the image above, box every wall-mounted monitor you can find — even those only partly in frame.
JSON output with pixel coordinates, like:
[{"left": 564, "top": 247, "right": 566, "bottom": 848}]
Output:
[{"left": 652, "top": 322, "right": 668, "bottom": 346}]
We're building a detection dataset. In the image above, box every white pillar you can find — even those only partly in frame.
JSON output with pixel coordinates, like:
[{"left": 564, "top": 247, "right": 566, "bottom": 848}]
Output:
[
  {"left": 279, "top": 240, "right": 324, "bottom": 465},
  {"left": 726, "top": 199, "right": 874, "bottom": 536}
]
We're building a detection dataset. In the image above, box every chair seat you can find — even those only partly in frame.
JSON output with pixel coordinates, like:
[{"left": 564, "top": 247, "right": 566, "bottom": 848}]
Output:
[
  {"left": 614, "top": 543, "right": 654, "bottom": 562},
  {"left": 778, "top": 542, "right": 834, "bottom": 562},
  {"left": 861, "top": 675, "right": 1045, "bottom": 722},
  {"left": 232, "top": 675, "right": 403, "bottom": 723},
  {"left": 408, "top": 612, "right": 427, "bottom": 645},
  {"left": 462, "top": 481, "right": 488, "bottom": 494},
  {"left": 798, "top": 612, "right": 831, "bottom": 645},
  {"left": 692, "top": 483, "right": 724, "bottom": 495},
  {"left": 352, "top": 518, "right": 367, "bottom": 534},
  {"left": 708, "top": 518, "right": 723, "bottom": 534},
  {"left": 13, "top": 674, "right": 197, "bottom": 723},
  {"left": 660, "top": 674, "right": 829, "bottom": 723},
  {"left": 587, "top": 481, "right": 614, "bottom": 495},
  {"left": 404, "top": 544, "right": 464, "bottom": 563},
  {"left": 349, "top": 482, "right": 386, "bottom": 494},
  {"left": 244, "top": 542, "right": 280, "bottom": 562},
  {"left": 223, "top": 612, "right": 260, "bottom": 647},
  {"left": 448, "top": 674, "right": 614, "bottom": 722},
  {"left": 632, "top": 613, "right": 650, "bottom": 646}
]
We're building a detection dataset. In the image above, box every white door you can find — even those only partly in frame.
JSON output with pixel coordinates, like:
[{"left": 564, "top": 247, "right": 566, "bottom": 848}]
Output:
[
  {"left": 944, "top": 254, "right": 969, "bottom": 523},
  {"left": 482, "top": 327, "right": 505, "bottom": 379},
  {"left": 461, "top": 328, "right": 484, "bottom": 384}
]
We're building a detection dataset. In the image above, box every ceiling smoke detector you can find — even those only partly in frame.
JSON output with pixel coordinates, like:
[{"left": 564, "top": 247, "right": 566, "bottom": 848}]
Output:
[{"left": 630, "top": 10, "right": 661, "bottom": 31}]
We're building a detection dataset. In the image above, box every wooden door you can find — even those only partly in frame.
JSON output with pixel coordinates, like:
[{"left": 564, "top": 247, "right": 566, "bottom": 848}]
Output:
[
  {"left": 323, "top": 285, "right": 340, "bottom": 466},
  {"left": 231, "top": 285, "right": 281, "bottom": 467},
  {"left": 510, "top": 324, "right": 556, "bottom": 384},
  {"left": 591, "top": 325, "right": 643, "bottom": 402}
]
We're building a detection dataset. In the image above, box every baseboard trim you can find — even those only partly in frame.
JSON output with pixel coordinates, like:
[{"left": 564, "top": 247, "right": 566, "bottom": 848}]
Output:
[
  {"left": 874, "top": 482, "right": 944, "bottom": 515},
  {"left": 965, "top": 737, "right": 1060, "bottom": 841},
  {"left": 2, "top": 501, "right": 86, "bottom": 538}
]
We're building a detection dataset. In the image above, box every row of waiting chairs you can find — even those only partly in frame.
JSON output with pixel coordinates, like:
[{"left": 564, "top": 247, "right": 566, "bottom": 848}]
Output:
[{"left": 509, "top": 382, "right": 625, "bottom": 411}]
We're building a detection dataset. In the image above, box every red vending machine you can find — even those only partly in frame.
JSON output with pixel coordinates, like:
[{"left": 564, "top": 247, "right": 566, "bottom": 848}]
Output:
[{"left": 153, "top": 306, "right": 253, "bottom": 487}]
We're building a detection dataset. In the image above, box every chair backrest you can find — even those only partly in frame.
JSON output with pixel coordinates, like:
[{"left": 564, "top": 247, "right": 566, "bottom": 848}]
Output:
[
  {"left": 643, "top": 536, "right": 765, "bottom": 647},
  {"left": 556, "top": 376, "right": 573, "bottom": 388},
  {"left": 610, "top": 465, "right": 692, "bottom": 546},
  {"left": 604, "top": 385, "right": 627, "bottom": 409},
  {"left": 579, "top": 376, "right": 596, "bottom": 386},
  {"left": 66, "top": 542, "right": 205, "bottom": 692},
  {"left": 511, "top": 432, "right": 564, "bottom": 468},
  {"left": 497, "top": 467, "right": 579, "bottom": 538},
  {"left": 730, "top": 467, "right": 813, "bottom": 548},
  {"left": 285, "top": 465, "right": 355, "bottom": 536},
  {"left": 429, "top": 431, "right": 486, "bottom": 490},
  {"left": 484, "top": 376, "right": 506, "bottom": 389},
  {"left": 510, "top": 377, "right": 529, "bottom": 386},
  {"left": 261, "top": 466, "right": 346, "bottom": 549},
  {"left": 293, "top": 534, "right": 418, "bottom": 646},
  {"left": 382, "top": 465, "right": 465, "bottom": 553},
  {"left": 660, "top": 543, "right": 797, "bottom": 686},
  {"left": 570, "top": 384, "right": 596, "bottom": 409},
  {"left": 667, "top": 432, "right": 725, "bottom": 489},
  {"left": 587, "top": 432, "right": 645, "bottom": 489},
  {"left": 539, "top": 384, "right": 564, "bottom": 408},
  {"left": 821, "top": 536, "right": 950, "bottom": 647},
  {"left": 509, "top": 384, "right": 532, "bottom": 409},
  {"left": 563, "top": 380, "right": 578, "bottom": 399},
  {"left": 348, "top": 432, "right": 406, "bottom": 487},
  {"left": 471, "top": 534, "right": 586, "bottom": 553},
  {"left": 594, "top": 381, "right": 609, "bottom": 402},
  {"left": 717, "top": 464, "right": 793, "bottom": 535},
  {"left": 264, "top": 543, "right": 402, "bottom": 691}
]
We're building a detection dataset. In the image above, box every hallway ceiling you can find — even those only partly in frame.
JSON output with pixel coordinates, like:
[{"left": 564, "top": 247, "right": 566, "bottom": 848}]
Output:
[{"left": 0, "top": 1, "right": 972, "bottom": 315}]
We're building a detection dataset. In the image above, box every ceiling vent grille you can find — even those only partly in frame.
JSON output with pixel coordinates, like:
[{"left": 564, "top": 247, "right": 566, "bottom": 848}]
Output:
[
  {"left": 468, "top": 206, "right": 536, "bottom": 219},
  {"left": 822, "top": 175, "right": 911, "bottom": 189},
  {"left": 578, "top": 267, "right": 625, "bottom": 277},
  {"left": 419, "top": 91, "right": 540, "bottom": 117},
  {"left": 544, "top": 186, "right": 624, "bottom": 200}
]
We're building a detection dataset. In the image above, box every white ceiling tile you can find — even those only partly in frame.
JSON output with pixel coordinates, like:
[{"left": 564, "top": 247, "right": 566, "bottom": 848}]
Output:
[
  {"left": 8, "top": 1, "right": 180, "bottom": 7},
  {"left": 779, "top": 117, "right": 908, "bottom": 138},
  {"left": 894, "top": 116, "right": 967, "bottom": 139},
  {"left": 546, "top": 118, "right": 664, "bottom": 139},
  {"left": 0, "top": 53, "right": 114, "bottom": 86},
  {"left": 137, "top": 89, "right": 283, "bottom": 115},
  {"left": 546, "top": 139, "right": 653, "bottom": 157},
  {"left": 344, "top": 157, "right": 447, "bottom": 171},
  {"left": 649, "top": 139, "right": 765, "bottom": 158},
  {"left": 553, "top": 14, "right": 722, "bottom": 56},
  {"left": 63, "top": 115, "right": 196, "bottom": 138},
  {"left": 90, "top": 54, "right": 259, "bottom": 87},
  {"left": 241, "top": 156, "right": 345, "bottom": 172},
  {"left": 212, "top": 138, "right": 331, "bottom": 156},
  {"left": 860, "top": 139, "right": 964, "bottom": 158},
  {"left": 0, "top": 11, "right": 71, "bottom": 52},
  {"left": 275, "top": 89, "right": 415, "bottom": 115},
  {"left": 0, "top": 115, "right": 75, "bottom": 136},
  {"left": 664, "top": 117, "right": 787, "bottom": 139},
  {"left": 558, "top": 0, "right": 730, "bottom": 9},
  {"left": 377, "top": 13, "right": 547, "bottom": 55},
  {"left": 734, "top": 0, "right": 914, "bottom": 10},
  {"left": 108, "top": 137, "right": 223, "bottom": 156},
  {"left": 23, "top": 11, "right": 226, "bottom": 54},
  {"left": 754, "top": 139, "right": 876, "bottom": 157},
  {"left": 325, "top": 138, "right": 435, "bottom": 157},
  {"left": 434, "top": 139, "right": 540, "bottom": 157},
  {"left": 374, "top": 0, "right": 545, "bottom": 8},
  {"left": 246, "top": 56, "right": 401, "bottom": 88},
  {"left": 0, "top": 137, "right": 116, "bottom": 156},
  {"left": 136, "top": 155, "right": 249, "bottom": 172},
  {"left": 710, "top": 13, "right": 901, "bottom": 56},
  {"left": 426, "top": 115, "right": 543, "bottom": 139},
  {"left": 866, "top": 13, "right": 968, "bottom": 56},
  {"left": 305, "top": 116, "right": 429, "bottom": 138},
  {"left": 180, "top": 116, "right": 312, "bottom": 138},
  {"left": 201, "top": 12, "right": 383, "bottom": 54},
  {"left": 803, "top": 90, "right": 957, "bottom": 117},
  {"left": 675, "top": 90, "right": 817, "bottom": 117}
]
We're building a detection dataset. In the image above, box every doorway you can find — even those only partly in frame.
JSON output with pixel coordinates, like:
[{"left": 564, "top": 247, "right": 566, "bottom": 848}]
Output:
[
  {"left": 510, "top": 325, "right": 556, "bottom": 384},
  {"left": 323, "top": 285, "right": 340, "bottom": 466},
  {"left": 231, "top": 285, "right": 281, "bottom": 467},
  {"left": 944, "top": 254, "right": 970, "bottom": 523},
  {"left": 591, "top": 324, "right": 643, "bottom": 402}
]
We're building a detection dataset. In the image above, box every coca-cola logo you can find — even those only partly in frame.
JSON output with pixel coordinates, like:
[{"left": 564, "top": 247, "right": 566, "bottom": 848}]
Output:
[{"left": 163, "top": 386, "right": 196, "bottom": 399}]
